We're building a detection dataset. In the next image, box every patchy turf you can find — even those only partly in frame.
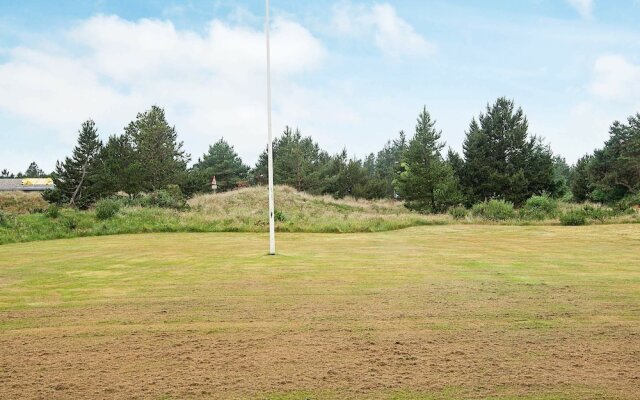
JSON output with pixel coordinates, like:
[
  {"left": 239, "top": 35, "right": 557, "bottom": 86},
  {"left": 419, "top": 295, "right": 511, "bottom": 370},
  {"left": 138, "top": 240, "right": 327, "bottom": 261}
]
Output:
[{"left": 0, "top": 225, "right": 639, "bottom": 399}]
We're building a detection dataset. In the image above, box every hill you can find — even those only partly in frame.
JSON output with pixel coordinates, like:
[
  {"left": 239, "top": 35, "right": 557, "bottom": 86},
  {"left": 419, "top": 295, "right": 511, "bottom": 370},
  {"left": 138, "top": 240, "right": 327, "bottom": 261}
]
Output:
[{"left": 187, "top": 185, "right": 444, "bottom": 233}]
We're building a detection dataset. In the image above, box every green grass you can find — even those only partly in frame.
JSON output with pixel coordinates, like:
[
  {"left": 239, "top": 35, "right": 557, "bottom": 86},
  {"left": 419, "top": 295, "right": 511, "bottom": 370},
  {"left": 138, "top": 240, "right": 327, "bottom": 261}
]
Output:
[{"left": 0, "top": 225, "right": 638, "bottom": 399}]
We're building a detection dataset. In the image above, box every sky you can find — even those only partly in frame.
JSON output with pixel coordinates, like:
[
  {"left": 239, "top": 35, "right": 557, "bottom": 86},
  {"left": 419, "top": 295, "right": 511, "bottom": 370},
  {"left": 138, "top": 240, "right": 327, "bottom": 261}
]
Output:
[{"left": 1, "top": 0, "right": 639, "bottom": 173}]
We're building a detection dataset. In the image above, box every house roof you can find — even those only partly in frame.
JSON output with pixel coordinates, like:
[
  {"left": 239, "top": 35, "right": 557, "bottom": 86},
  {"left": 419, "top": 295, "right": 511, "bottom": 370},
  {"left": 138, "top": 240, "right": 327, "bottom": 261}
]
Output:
[{"left": 0, "top": 178, "right": 54, "bottom": 191}]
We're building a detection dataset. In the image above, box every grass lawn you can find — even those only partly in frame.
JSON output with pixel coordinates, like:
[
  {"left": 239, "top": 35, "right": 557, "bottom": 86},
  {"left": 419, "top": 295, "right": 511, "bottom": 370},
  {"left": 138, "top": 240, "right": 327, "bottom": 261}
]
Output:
[{"left": 0, "top": 225, "right": 639, "bottom": 399}]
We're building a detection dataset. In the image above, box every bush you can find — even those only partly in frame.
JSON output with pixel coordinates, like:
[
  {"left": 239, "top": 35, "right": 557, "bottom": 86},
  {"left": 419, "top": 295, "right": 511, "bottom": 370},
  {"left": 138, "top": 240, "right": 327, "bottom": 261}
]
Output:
[
  {"left": 0, "top": 210, "right": 9, "bottom": 227},
  {"left": 274, "top": 209, "right": 287, "bottom": 222},
  {"left": 147, "top": 185, "right": 187, "bottom": 210},
  {"left": 472, "top": 199, "right": 515, "bottom": 221},
  {"left": 520, "top": 195, "right": 558, "bottom": 220},
  {"left": 449, "top": 206, "right": 468, "bottom": 220},
  {"left": 95, "top": 199, "right": 121, "bottom": 220},
  {"left": 560, "top": 210, "right": 588, "bottom": 226},
  {"left": 45, "top": 205, "right": 60, "bottom": 219},
  {"left": 62, "top": 216, "right": 78, "bottom": 230},
  {"left": 42, "top": 188, "right": 65, "bottom": 205},
  {"left": 616, "top": 194, "right": 640, "bottom": 213},
  {"left": 581, "top": 204, "right": 613, "bottom": 221}
]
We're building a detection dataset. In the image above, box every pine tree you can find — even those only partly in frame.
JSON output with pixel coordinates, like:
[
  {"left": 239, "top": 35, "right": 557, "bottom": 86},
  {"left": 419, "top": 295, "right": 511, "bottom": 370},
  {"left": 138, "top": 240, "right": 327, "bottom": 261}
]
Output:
[
  {"left": 570, "top": 155, "right": 594, "bottom": 202},
  {"left": 93, "top": 134, "right": 142, "bottom": 197},
  {"left": 394, "top": 107, "right": 461, "bottom": 213},
  {"left": 588, "top": 114, "right": 640, "bottom": 202},
  {"left": 253, "top": 127, "right": 329, "bottom": 194},
  {"left": 125, "top": 106, "right": 189, "bottom": 192},
  {"left": 191, "top": 138, "right": 250, "bottom": 193},
  {"left": 375, "top": 130, "right": 407, "bottom": 198},
  {"left": 461, "top": 98, "right": 554, "bottom": 205},
  {"left": 51, "top": 120, "right": 103, "bottom": 207},
  {"left": 24, "top": 162, "right": 46, "bottom": 177}
]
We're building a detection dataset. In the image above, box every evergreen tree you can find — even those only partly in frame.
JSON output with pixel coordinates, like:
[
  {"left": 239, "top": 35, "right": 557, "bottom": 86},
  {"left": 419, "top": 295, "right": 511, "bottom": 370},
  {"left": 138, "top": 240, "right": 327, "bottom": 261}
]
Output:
[
  {"left": 552, "top": 155, "right": 572, "bottom": 198},
  {"left": 50, "top": 120, "right": 103, "bottom": 208},
  {"left": 461, "top": 98, "right": 555, "bottom": 205},
  {"left": 191, "top": 138, "right": 250, "bottom": 193},
  {"left": 93, "top": 134, "right": 142, "bottom": 197},
  {"left": 253, "top": 127, "right": 329, "bottom": 194},
  {"left": 1, "top": 169, "right": 14, "bottom": 178},
  {"left": 570, "top": 154, "right": 594, "bottom": 202},
  {"left": 394, "top": 107, "right": 461, "bottom": 212},
  {"left": 375, "top": 131, "right": 407, "bottom": 197},
  {"left": 125, "top": 106, "right": 189, "bottom": 192},
  {"left": 588, "top": 114, "right": 640, "bottom": 202},
  {"left": 24, "top": 162, "right": 46, "bottom": 177}
]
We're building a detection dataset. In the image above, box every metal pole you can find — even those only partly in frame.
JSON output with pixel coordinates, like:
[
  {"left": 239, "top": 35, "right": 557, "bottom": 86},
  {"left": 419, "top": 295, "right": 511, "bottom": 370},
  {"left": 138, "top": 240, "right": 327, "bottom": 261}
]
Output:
[{"left": 266, "top": 0, "right": 276, "bottom": 255}]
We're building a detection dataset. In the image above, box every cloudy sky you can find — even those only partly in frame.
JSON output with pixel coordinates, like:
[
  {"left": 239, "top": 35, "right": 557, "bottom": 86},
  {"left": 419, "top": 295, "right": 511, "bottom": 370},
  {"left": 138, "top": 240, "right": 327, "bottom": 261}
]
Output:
[{"left": 1, "top": 0, "right": 639, "bottom": 173}]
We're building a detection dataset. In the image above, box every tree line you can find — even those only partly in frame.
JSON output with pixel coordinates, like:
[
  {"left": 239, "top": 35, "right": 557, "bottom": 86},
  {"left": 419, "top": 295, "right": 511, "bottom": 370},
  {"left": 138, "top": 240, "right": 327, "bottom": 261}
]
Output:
[{"left": 7, "top": 98, "right": 637, "bottom": 212}]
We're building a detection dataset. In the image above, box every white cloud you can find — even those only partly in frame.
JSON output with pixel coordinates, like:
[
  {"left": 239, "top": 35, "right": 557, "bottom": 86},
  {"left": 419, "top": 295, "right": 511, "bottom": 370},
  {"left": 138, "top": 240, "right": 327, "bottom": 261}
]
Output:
[
  {"left": 331, "top": 2, "right": 435, "bottom": 59},
  {"left": 590, "top": 54, "right": 640, "bottom": 101},
  {"left": 567, "top": 0, "right": 594, "bottom": 18},
  {"left": 0, "top": 15, "right": 329, "bottom": 165}
]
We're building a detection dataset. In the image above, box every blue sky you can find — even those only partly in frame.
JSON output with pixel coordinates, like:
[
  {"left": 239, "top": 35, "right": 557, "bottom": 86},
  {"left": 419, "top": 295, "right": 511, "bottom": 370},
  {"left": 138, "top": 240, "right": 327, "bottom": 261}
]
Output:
[{"left": 1, "top": 0, "right": 639, "bottom": 173}]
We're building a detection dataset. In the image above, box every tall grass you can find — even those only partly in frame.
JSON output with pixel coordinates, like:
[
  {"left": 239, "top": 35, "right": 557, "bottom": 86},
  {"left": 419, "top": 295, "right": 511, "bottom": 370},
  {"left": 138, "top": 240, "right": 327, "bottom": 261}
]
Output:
[{"left": 0, "top": 186, "right": 638, "bottom": 245}]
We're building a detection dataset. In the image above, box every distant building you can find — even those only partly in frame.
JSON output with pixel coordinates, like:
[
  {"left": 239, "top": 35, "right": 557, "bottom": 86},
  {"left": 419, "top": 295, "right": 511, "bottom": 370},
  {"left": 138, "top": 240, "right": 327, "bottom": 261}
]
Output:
[{"left": 0, "top": 178, "right": 54, "bottom": 192}]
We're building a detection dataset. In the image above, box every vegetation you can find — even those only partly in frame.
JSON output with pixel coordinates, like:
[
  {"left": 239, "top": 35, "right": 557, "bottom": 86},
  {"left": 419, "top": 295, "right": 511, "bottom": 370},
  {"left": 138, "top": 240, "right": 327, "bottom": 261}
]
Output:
[
  {"left": 570, "top": 113, "right": 640, "bottom": 204},
  {"left": 1, "top": 187, "right": 637, "bottom": 245},
  {"left": 1, "top": 226, "right": 639, "bottom": 398},
  {"left": 3, "top": 100, "right": 638, "bottom": 217},
  {"left": 47, "top": 119, "right": 103, "bottom": 208},
  {"left": 519, "top": 195, "right": 558, "bottom": 220},
  {"left": 394, "top": 107, "right": 461, "bottom": 212},
  {"left": 471, "top": 199, "right": 516, "bottom": 221},
  {"left": 560, "top": 209, "right": 588, "bottom": 226},
  {"left": 94, "top": 199, "right": 120, "bottom": 220}
]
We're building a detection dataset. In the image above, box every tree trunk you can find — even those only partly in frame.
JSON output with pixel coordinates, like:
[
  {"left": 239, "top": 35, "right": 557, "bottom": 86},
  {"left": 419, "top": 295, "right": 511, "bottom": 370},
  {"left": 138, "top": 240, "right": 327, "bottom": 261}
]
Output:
[{"left": 70, "top": 164, "right": 87, "bottom": 207}]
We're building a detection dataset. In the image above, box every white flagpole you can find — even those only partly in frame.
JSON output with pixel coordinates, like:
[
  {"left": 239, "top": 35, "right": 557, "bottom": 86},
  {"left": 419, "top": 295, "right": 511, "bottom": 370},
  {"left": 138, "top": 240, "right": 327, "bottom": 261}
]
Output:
[{"left": 266, "top": 0, "right": 276, "bottom": 255}]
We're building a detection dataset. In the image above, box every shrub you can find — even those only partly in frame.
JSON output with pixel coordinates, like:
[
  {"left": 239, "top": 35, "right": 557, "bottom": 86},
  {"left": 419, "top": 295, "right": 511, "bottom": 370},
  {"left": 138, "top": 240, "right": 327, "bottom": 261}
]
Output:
[
  {"left": 560, "top": 210, "right": 588, "bottom": 226},
  {"left": 45, "top": 205, "right": 60, "bottom": 219},
  {"left": 581, "top": 204, "right": 613, "bottom": 221},
  {"left": 449, "top": 206, "right": 468, "bottom": 220},
  {"left": 520, "top": 195, "right": 558, "bottom": 220},
  {"left": 472, "top": 199, "right": 515, "bottom": 221},
  {"left": 274, "top": 209, "right": 287, "bottom": 222},
  {"left": 148, "top": 185, "right": 187, "bottom": 210},
  {"left": 0, "top": 210, "right": 9, "bottom": 227},
  {"left": 41, "top": 188, "right": 64, "bottom": 205},
  {"left": 616, "top": 194, "right": 640, "bottom": 213},
  {"left": 95, "top": 199, "right": 120, "bottom": 220},
  {"left": 62, "top": 216, "right": 78, "bottom": 230}
]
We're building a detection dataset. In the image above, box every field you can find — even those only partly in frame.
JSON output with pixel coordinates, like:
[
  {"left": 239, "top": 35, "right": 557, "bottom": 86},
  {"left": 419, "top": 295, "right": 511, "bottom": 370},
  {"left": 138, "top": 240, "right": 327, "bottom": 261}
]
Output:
[{"left": 1, "top": 225, "right": 639, "bottom": 399}]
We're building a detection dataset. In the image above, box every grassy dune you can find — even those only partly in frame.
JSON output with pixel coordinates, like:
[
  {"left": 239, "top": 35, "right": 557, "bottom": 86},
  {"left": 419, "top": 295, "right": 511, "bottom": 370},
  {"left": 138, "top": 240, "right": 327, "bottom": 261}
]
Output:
[
  {"left": 0, "top": 187, "right": 446, "bottom": 244},
  {"left": 0, "top": 225, "right": 639, "bottom": 399},
  {"left": 1, "top": 187, "right": 637, "bottom": 245}
]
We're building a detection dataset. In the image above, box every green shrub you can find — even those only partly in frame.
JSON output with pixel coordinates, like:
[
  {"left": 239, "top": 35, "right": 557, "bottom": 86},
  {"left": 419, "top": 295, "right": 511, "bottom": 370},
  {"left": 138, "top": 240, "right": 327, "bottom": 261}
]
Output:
[
  {"left": 41, "top": 188, "right": 65, "bottom": 205},
  {"left": 95, "top": 199, "right": 121, "bottom": 220},
  {"left": 274, "top": 209, "right": 287, "bottom": 222},
  {"left": 616, "top": 194, "right": 640, "bottom": 213},
  {"left": 449, "top": 206, "right": 468, "bottom": 220},
  {"left": 148, "top": 185, "right": 187, "bottom": 210},
  {"left": 560, "top": 210, "right": 588, "bottom": 226},
  {"left": 472, "top": 199, "right": 515, "bottom": 221},
  {"left": 581, "top": 204, "right": 613, "bottom": 221},
  {"left": 0, "top": 210, "right": 10, "bottom": 227},
  {"left": 520, "top": 195, "right": 558, "bottom": 220},
  {"left": 45, "top": 205, "right": 60, "bottom": 219},
  {"left": 62, "top": 216, "right": 78, "bottom": 230}
]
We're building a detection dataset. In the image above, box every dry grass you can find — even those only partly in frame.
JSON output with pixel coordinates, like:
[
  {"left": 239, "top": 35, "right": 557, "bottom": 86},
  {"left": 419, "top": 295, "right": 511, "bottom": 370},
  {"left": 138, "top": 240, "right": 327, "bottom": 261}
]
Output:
[
  {"left": 0, "top": 191, "right": 48, "bottom": 214},
  {"left": 1, "top": 225, "right": 639, "bottom": 399},
  {"left": 186, "top": 185, "right": 448, "bottom": 232}
]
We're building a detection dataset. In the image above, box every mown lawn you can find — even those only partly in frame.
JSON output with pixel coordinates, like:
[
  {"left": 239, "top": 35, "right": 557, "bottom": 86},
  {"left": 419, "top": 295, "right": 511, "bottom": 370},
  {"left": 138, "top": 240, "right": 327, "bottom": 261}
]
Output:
[{"left": 0, "top": 225, "right": 639, "bottom": 399}]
